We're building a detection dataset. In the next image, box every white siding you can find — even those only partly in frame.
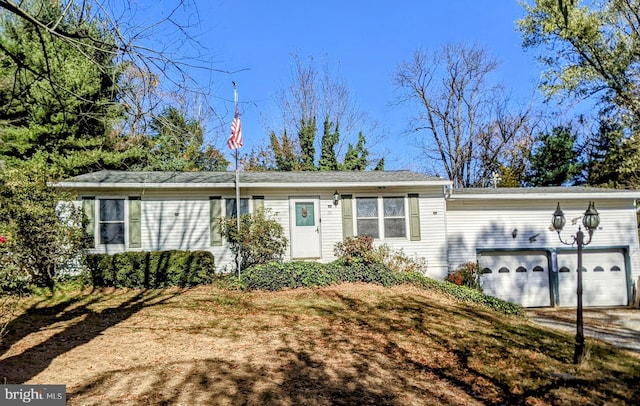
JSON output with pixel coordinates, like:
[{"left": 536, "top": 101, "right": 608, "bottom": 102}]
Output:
[{"left": 446, "top": 198, "right": 640, "bottom": 293}]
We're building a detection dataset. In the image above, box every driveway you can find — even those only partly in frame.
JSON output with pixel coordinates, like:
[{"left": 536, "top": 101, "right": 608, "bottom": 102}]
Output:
[{"left": 526, "top": 308, "right": 640, "bottom": 354}]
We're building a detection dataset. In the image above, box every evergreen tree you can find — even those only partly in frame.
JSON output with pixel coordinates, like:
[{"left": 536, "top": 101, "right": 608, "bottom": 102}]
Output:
[
  {"left": 142, "top": 106, "right": 228, "bottom": 171},
  {"left": 0, "top": 0, "right": 140, "bottom": 178},
  {"left": 525, "top": 126, "right": 582, "bottom": 186},
  {"left": 270, "top": 130, "right": 300, "bottom": 171},
  {"left": 299, "top": 118, "right": 317, "bottom": 171},
  {"left": 318, "top": 117, "right": 339, "bottom": 171},
  {"left": 340, "top": 132, "right": 369, "bottom": 171}
]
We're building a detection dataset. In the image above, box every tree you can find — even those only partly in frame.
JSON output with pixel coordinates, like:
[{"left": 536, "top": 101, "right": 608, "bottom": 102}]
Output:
[
  {"left": 525, "top": 126, "right": 582, "bottom": 186},
  {"left": 141, "top": 106, "right": 228, "bottom": 171},
  {"left": 0, "top": 0, "right": 145, "bottom": 177},
  {"left": 340, "top": 133, "right": 369, "bottom": 171},
  {"left": 257, "top": 53, "right": 383, "bottom": 171},
  {"left": 319, "top": 117, "right": 339, "bottom": 171},
  {"left": 0, "top": 0, "right": 223, "bottom": 138},
  {"left": 519, "top": 0, "right": 640, "bottom": 123},
  {"left": 395, "top": 44, "right": 532, "bottom": 187},
  {"left": 0, "top": 168, "right": 86, "bottom": 289},
  {"left": 577, "top": 115, "right": 621, "bottom": 187}
]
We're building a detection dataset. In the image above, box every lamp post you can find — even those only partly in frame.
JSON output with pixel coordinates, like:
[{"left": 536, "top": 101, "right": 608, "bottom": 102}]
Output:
[{"left": 551, "top": 201, "right": 600, "bottom": 364}]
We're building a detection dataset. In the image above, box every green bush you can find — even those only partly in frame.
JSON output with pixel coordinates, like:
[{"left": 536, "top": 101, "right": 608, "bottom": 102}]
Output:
[
  {"left": 83, "top": 250, "right": 216, "bottom": 288},
  {"left": 398, "top": 271, "right": 524, "bottom": 316},
  {"left": 241, "top": 261, "right": 339, "bottom": 291},
  {"left": 241, "top": 259, "right": 400, "bottom": 291},
  {"left": 0, "top": 262, "right": 32, "bottom": 295},
  {"left": 220, "top": 209, "right": 288, "bottom": 269}
]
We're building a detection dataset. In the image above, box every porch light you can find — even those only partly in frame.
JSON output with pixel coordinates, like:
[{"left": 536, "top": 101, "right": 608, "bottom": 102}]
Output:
[
  {"left": 333, "top": 191, "right": 340, "bottom": 206},
  {"left": 582, "top": 201, "right": 600, "bottom": 233},
  {"left": 552, "top": 202, "right": 566, "bottom": 232}
]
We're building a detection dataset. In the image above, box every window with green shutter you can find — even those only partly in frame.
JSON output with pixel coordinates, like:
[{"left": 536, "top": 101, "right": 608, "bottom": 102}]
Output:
[
  {"left": 210, "top": 196, "right": 222, "bottom": 246},
  {"left": 253, "top": 196, "right": 264, "bottom": 213},
  {"left": 341, "top": 195, "right": 353, "bottom": 239},
  {"left": 129, "top": 197, "right": 141, "bottom": 248},
  {"left": 82, "top": 197, "right": 95, "bottom": 248},
  {"left": 408, "top": 194, "right": 421, "bottom": 241}
]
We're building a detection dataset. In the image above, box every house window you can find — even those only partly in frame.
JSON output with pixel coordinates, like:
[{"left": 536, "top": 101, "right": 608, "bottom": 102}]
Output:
[
  {"left": 384, "top": 197, "right": 406, "bottom": 238},
  {"left": 99, "top": 199, "right": 125, "bottom": 245},
  {"left": 356, "top": 197, "right": 379, "bottom": 238},
  {"left": 355, "top": 196, "right": 407, "bottom": 239},
  {"left": 225, "top": 198, "right": 249, "bottom": 218}
]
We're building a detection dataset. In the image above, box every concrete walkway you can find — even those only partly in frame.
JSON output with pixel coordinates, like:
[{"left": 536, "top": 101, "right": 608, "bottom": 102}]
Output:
[{"left": 526, "top": 308, "right": 640, "bottom": 354}]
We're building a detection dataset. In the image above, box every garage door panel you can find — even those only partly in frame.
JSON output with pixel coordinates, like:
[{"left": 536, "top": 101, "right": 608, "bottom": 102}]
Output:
[
  {"left": 478, "top": 251, "right": 550, "bottom": 308},
  {"left": 557, "top": 249, "right": 628, "bottom": 307}
]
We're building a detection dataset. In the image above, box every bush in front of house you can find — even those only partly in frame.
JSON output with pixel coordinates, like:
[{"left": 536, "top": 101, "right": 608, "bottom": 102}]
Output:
[
  {"left": 83, "top": 250, "right": 216, "bottom": 288},
  {"left": 220, "top": 209, "right": 288, "bottom": 269},
  {"left": 445, "top": 261, "right": 482, "bottom": 291},
  {"left": 334, "top": 235, "right": 428, "bottom": 274},
  {"left": 241, "top": 261, "right": 340, "bottom": 291},
  {"left": 241, "top": 259, "right": 400, "bottom": 291},
  {"left": 399, "top": 271, "right": 524, "bottom": 316}
]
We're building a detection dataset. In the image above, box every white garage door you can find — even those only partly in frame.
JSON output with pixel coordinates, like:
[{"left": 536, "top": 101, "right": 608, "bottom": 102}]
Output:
[
  {"left": 478, "top": 251, "right": 551, "bottom": 307},
  {"left": 557, "top": 249, "right": 628, "bottom": 307}
]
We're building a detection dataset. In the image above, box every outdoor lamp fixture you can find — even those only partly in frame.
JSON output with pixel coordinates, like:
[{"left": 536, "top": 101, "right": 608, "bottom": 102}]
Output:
[
  {"left": 333, "top": 191, "right": 340, "bottom": 206},
  {"left": 551, "top": 201, "right": 600, "bottom": 364}
]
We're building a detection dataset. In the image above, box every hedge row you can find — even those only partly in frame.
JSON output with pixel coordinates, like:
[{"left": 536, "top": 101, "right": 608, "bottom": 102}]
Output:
[
  {"left": 240, "top": 259, "right": 399, "bottom": 291},
  {"left": 83, "top": 250, "right": 216, "bottom": 288},
  {"left": 240, "top": 259, "right": 525, "bottom": 317}
]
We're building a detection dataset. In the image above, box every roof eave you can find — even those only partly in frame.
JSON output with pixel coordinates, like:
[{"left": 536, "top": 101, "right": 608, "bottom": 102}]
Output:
[
  {"left": 447, "top": 191, "right": 640, "bottom": 200},
  {"left": 53, "top": 180, "right": 453, "bottom": 190}
]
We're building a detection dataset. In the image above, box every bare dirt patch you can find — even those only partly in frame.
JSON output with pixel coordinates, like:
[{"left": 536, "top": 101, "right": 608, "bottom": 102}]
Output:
[{"left": 1, "top": 284, "right": 639, "bottom": 405}]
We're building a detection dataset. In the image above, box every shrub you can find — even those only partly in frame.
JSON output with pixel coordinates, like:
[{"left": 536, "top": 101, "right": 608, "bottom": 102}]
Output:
[
  {"left": 334, "top": 236, "right": 428, "bottom": 274},
  {"left": 0, "top": 168, "right": 86, "bottom": 289},
  {"left": 221, "top": 209, "right": 288, "bottom": 269},
  {"left": 334, "top": 236, "right": 377, "bottom": 265},
  {"left": 83, "top": 250, "right": 216, "bottom": 288},
  {"left": 241, "top": 261, "right": 339, "bottom": 291},
  {"left": 398, "top": 271, "right": 525, "bottom": 317},
  {"left": 446, "top": 262, "right": 482, "bottom": 291}
]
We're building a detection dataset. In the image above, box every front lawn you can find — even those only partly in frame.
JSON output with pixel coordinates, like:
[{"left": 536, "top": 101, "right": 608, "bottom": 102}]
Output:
[{"left": 1, "top": 283, "right": 638, "bottom": 405}]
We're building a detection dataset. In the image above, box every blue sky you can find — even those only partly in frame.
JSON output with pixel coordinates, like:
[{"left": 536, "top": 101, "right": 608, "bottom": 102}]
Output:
[{"left": 159, "top": 1, "right": 545, "bottom": 170}]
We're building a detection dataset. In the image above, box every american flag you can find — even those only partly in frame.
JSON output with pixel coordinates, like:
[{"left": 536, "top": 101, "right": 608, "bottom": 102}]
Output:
[{"left": 227, "top": 105, "right": 243, "bottom": 150}]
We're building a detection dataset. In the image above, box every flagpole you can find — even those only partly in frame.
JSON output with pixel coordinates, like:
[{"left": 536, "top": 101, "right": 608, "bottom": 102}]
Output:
[{"left": 233, "top": 84, "right": 241, "bottom": 278}]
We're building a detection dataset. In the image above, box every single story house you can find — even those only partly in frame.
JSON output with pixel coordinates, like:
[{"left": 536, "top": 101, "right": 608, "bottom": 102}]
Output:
[{"left": 55, "top": 170, "right": 640, "bottom": 308}]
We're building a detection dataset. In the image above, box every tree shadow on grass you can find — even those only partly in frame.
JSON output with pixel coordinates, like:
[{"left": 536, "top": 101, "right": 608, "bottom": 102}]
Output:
[
  {"left": 302, "top": 290, "right": 640, "bottom": 405},
  {"left": 0, "top": 289, "right": 179, "bottom": 384}
]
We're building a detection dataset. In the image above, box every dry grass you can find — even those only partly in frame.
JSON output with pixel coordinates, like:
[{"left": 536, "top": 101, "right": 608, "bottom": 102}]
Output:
[{"left": 1, "top": 283, "right": 639, "bottom": 405}]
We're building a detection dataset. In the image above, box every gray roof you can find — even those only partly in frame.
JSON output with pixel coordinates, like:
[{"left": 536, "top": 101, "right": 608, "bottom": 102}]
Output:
[
  {"left": 453, "top": 186, "right": 636, "bottom": 195},
  {"left": 58, "top": 170, "right": 449, "bottom": 189},
  {"left": 450, "top": 186, "right": 640, "bottom": 200}
]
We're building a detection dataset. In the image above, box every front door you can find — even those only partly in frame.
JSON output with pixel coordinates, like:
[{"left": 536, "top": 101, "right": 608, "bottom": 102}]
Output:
[{"left": 290, "top": 197, "right": 321, "bottom": 259}]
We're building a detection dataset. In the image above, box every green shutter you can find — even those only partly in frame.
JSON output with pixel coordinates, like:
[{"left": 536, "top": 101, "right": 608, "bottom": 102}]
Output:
[
  {"left": 82, "top": 197, "right": 95, "bottom": 248},
  {"left": 341, "top": 194, "right": 353, "bottom": 239},
  {"left": 210, "top": 196, "right": 222, "bottom": 246},
  {"left": 129, "top": 197, "right": 141, "bottom": 248},
  {"left": 408, "top": 194, "right": 421, "bottom": 241},
  {"left": 253, "top": 196, "right": 264, "bottom": 214}
]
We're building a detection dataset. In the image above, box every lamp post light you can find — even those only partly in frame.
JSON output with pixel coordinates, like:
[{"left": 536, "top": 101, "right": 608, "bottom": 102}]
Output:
[{"left": 551, "top": 201, "right": 600, "bottom": 364}]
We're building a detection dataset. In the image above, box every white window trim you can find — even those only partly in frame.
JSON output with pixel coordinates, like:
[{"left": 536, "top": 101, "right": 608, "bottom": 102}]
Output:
[{"left": 353, "top": 195, "right": 409, "bottom": 240}]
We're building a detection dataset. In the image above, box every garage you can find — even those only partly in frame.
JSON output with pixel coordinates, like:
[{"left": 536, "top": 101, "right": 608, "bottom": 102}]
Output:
[
  {"left": 478, "top": 251, "right": 551, "bottom": 307},
  {"left": 557, "top": 249, "right": 628, "bottom": 307}
]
